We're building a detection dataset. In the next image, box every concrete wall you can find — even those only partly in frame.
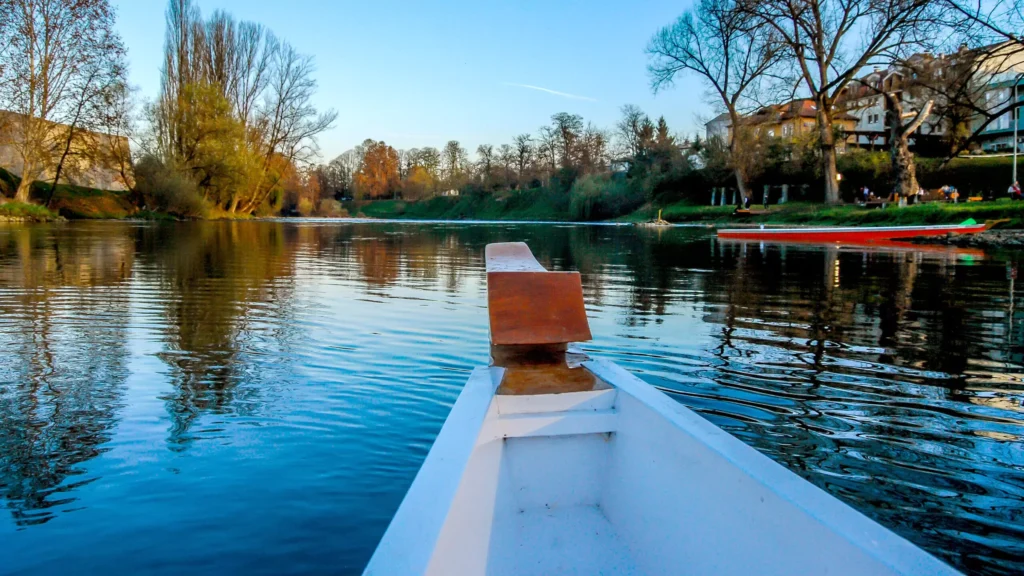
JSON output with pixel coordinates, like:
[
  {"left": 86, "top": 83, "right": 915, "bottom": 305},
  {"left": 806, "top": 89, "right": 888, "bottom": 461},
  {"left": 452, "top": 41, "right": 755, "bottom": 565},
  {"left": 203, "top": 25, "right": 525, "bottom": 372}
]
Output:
[{"left": 0, "top": 111, "right": 132, "bottom": 192}]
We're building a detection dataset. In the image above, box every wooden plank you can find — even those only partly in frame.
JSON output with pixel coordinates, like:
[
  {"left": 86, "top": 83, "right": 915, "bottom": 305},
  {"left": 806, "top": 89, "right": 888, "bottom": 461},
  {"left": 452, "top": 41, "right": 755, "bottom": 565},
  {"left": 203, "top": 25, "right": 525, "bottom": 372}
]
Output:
[
  {"left": 487, "top": 271, "right": 593, "bottom": 345},
  {"left": 485, "top": 242, "right": 546, "bottom": 272}
]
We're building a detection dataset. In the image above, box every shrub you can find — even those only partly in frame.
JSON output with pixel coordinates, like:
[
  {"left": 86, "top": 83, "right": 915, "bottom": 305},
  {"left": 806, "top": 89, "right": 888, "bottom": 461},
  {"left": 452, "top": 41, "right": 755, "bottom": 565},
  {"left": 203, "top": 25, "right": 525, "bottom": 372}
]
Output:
[
  {"left": 317, "top": 199, "right": 348, "bottom": 217},
  {"left": 296, "top": 197, "right": 315, "bottom": 217},
  {"left": 133, "top": 155, "right": 208, "bottom": 218},
  {"left": 569, "top": 174, "right": 645, "bottom": 221}
]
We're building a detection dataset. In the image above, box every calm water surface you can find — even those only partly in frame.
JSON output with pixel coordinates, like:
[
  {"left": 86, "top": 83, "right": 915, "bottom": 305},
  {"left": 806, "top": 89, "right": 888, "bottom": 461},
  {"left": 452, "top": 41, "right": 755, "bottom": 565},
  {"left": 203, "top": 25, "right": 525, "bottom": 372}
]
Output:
[{"left": 1, "top": 221, "right": 1022, "bottom": 575}]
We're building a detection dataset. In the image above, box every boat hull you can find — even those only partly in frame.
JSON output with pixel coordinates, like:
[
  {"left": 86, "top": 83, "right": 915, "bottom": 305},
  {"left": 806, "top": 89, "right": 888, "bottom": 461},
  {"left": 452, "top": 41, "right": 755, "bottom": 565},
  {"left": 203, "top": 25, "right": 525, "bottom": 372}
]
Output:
[
  {"left": 717, "top": 224, "right": 987, "bottom": 243},
  {"left": 364, "top": 359, "right": 960, "bottom": 576}
]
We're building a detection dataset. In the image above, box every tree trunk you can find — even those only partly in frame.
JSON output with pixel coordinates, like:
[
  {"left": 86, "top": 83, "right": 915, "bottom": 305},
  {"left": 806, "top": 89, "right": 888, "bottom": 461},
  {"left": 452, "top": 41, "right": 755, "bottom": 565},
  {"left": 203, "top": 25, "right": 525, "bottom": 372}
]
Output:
[
  {"left": 727, "top": 110, "right": 751, "bottom": 201},
  {"left": 49, "top": 129, "right": 76, "bottom": 208},
  {"left": 890, "top": 138, "right": 918, "bottom": 199},
  {"left": 14, "top": 164, "right": 34, "bottom": 203},
  {"left": 733, "top": 169, "right": 749, "bottom": 201},
  {"left": 817, "top": 103, "right": 841, "bottom": 204},
  {"left": 885, "top": 93, "right": 932, "bottom": 201}
]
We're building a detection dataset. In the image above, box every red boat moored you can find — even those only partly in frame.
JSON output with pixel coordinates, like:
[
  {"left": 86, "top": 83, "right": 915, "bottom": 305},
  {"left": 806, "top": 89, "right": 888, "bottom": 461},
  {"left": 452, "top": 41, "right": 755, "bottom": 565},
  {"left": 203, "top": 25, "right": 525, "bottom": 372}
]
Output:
[{"left": 717, "top": 223, "right": 988, "bottom": 243}]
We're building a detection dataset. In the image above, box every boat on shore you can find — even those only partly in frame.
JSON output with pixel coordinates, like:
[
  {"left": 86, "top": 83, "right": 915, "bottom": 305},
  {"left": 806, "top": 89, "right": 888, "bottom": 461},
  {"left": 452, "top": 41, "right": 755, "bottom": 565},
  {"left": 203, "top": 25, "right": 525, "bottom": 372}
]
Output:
[
  {"left": 717, "top": 221, "right": 988, "bottom": 243},
  {"left": 363, "top": 242, "right": 960, "bottom": 576}
]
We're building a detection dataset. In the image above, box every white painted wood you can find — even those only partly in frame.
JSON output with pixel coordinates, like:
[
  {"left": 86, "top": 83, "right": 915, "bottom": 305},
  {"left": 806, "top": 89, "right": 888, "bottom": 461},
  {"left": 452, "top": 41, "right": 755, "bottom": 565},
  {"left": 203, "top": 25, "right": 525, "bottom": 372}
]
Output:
[
  {"left": 365, "top": 359, "right": 962, "bottom": 576},
  {"left": 585, "top": 359, "right": 960, "bottom": 576},
  {"left": 362, "top": 367, "right": 502, "bottom": 576},
  {"left": 487, "top": 506, "right": 643, "bottom": 576},
  {"left": 495, "top": 388, "right": 616, "bottom": 415},
  {"left": 491, "top": 410, "right": 616, "bottom": 440}
]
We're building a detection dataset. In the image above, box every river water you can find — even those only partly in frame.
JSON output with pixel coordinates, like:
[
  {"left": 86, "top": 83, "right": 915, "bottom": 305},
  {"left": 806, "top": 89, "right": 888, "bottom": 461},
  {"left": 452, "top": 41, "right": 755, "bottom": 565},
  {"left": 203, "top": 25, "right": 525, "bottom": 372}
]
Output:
[{"left": 0, "top": 220, "right": 1021, "bottom": 575}]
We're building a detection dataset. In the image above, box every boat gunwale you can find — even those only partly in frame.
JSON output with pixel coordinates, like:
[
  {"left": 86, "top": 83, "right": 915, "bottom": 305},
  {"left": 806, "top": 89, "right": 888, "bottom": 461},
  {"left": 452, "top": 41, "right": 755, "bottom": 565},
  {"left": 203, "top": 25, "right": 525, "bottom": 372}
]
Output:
[
  {"left": 583, "top": 359, "right": 961, "bottom": 576},
  {"left": 717, "top": 224, "right": 984, "bottom": 235}
]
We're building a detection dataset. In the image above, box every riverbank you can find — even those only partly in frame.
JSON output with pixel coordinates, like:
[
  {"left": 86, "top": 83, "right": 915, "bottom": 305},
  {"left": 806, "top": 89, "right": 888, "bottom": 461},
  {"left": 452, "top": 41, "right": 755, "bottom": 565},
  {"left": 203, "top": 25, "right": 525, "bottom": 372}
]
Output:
[
  {"left": 0, "top": 201, "right": 64, "bottom": 222},
  {"left": 5, "top": 172, "right": 1024, "bottom": 229},
  {"left": 627, "top": 199, "right": 1024, "bottom": 227},
  {"left": 346, "top": 191, "right": 569, "bottom": 221}
]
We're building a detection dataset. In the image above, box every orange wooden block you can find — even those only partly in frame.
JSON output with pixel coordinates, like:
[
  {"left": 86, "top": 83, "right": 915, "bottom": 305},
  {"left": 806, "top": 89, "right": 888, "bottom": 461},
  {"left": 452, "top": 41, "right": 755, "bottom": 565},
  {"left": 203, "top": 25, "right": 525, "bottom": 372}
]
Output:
[{"left": 487, "top": 270, "right": 592, "bottom": 345}]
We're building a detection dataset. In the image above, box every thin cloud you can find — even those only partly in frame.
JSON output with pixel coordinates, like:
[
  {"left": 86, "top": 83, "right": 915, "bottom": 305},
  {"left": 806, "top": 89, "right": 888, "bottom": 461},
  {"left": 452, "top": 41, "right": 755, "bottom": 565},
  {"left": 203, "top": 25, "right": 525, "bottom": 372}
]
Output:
[{"left": 503, "top": 82, "right": 597, "bottom": 102}]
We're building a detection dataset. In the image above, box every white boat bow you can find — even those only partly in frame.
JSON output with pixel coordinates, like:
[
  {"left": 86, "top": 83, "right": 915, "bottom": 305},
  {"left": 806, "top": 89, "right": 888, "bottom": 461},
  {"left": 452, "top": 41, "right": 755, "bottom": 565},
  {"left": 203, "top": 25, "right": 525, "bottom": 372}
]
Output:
[{"left": 363, "top": 242, "right": 960, "bottom": 576}]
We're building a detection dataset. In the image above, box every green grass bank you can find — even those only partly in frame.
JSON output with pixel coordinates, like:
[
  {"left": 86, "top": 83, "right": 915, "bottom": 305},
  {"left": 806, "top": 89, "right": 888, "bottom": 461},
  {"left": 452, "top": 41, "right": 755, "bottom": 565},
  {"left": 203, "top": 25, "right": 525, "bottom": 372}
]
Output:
[{"left": 635, "top": 200, "right": 1024, "bottom": 227}]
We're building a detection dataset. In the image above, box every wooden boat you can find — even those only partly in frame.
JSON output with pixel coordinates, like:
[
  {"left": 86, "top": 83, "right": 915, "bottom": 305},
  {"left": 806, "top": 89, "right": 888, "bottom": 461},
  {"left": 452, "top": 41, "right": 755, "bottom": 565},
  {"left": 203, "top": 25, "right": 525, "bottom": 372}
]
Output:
[
  {"left": 717, "top": 221, "right": 987, "bottom": 243},
  {"left": 363, "top": 242, "right": 960, "bottom": 576}
]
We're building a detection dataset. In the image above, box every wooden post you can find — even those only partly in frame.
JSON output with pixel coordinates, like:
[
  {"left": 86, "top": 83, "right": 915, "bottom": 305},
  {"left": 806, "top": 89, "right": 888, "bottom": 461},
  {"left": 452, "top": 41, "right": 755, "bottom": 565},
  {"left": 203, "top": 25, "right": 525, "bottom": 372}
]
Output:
[
  {"left": 485, "top": 243, "right": 602, "bottom": 395},
  {"left": 781, "top": 184, "right": 789, "bottom": 204}
]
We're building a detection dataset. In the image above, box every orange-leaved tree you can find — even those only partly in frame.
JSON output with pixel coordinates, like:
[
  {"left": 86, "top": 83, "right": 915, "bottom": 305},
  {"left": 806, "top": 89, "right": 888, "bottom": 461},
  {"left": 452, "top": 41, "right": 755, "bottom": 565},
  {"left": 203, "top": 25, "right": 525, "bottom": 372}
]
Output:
[{"left": 354, "top": 140, "right": 400, "bottom": 199}]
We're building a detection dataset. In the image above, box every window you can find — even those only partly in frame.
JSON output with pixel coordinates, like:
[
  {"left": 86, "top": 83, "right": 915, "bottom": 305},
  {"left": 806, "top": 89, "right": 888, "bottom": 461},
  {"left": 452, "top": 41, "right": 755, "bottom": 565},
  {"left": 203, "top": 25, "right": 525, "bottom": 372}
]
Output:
[
  {"left": 767, "top": 129, "right": 776, "bottom": 138},
  {"left": 783, "top": 124, "right": 793, "bottom": 137}
]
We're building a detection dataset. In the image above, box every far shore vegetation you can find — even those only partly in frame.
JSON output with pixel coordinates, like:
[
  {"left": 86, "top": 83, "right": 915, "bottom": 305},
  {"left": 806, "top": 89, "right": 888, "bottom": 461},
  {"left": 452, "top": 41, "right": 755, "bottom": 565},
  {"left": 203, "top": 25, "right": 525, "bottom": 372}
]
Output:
[{"left": 4, "top": 0, "right": 1024, "bottom": 228}]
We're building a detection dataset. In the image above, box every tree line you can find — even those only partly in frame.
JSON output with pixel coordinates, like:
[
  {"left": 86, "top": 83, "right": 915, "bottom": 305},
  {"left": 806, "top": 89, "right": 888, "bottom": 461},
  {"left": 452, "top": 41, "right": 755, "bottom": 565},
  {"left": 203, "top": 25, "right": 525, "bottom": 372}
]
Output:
[
  {"left": 303, "top": 108, "right": 684, "bottom": 214},
  {"left": 647, "top": 0, "right": 1024, "bottom": 204}
]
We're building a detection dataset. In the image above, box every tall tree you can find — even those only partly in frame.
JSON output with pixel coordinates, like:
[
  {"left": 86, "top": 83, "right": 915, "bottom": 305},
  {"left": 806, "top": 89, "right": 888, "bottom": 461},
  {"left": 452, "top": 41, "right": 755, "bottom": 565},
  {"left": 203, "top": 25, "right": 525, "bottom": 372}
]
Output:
[
  {"left": 441, "top": 140, "right": 467, "bottom": 190},
  {"left": 550, "top": 112, "right": 583, "bottom": 168},
  {"left": 0, "top": 0, "right": 127, "bottom": 203},
  {"left": 497, "top": 144, "right": 515, "bottom": 188},
  {"left": 740, "top": 0, "right": 938, "bottom": 203},
  {"left": 648, "top": 0, "right": 783, "bottom": 201},
  {"left": 476, "top": 144, "right": 495, "bottom": 187},
  {"left": 513, "top": 134, "right": 533, "bottom": 186},
  {"left": 50, "top": 26, "right": 129, "bottom": 199},
  {"left": 354, "top": 140, "right": 399, "bottom": 199},
  {"left": 153, "top": 0, "right": 335, "bottom": 214},
  {"left": 616, "top": 104, "right": 649, "bottom": 159}
]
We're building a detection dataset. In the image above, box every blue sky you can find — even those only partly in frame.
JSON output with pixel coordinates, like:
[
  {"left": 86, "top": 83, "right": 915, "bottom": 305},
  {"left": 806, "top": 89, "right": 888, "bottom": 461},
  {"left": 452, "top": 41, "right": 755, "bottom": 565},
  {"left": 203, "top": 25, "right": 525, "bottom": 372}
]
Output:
[{"left": 112, "top": 0, "right": 709, "bottom": 161}]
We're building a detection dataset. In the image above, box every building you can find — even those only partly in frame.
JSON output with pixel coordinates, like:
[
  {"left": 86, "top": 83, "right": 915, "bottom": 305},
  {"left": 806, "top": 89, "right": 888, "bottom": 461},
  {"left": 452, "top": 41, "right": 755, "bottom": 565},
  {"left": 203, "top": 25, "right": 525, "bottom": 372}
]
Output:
[
  {"left": 0, "top": 110, "right": 132, "bottom": 192},
  {"left": 704, "top": 113, "right": 731, "bottom": 142},
  {"left": 704, "top": 100, "right": 857, "bottom": 151},
  {"left": 975, "top": 72, "right": 1024, "bottom": 152},
  {"left": 837, "top": 42, "right": 1024, "bottom": 153}
]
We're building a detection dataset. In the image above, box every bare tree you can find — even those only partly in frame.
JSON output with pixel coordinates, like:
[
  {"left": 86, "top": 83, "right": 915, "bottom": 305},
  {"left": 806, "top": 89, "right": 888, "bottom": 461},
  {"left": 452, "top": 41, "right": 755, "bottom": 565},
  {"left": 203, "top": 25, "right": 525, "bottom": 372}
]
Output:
[
  {"left": 648, "top": 0, "right": 784, "bottom": 201},
  {"left": 442, "top": 140, "right": 467, "bottom": 190},
  {"left": 616, "top": 104, "right": 649, "bottom": 159},
  {"left": 550, "top": 112, "right": 583, "bottom": 169},
  {"left": 579, "top": 124, "right": 609, "bottom": 174},
  {"left": 742, "top": 0, "right": 940, "bottom": 203},
  {"left": 537, "top": 126, "right": 559, "bottom": 175},
  {"left": 513, "top": 134, "right": 533, "bottom": 186},
  {"left": 498, "top": 144, "right": 514, "bottom": 188},
  {"left": 476, "top": 144, "right": 495, "bottom": 188},
  {"left": 50, "top": 26, "right": 129, "bottom": 200},
  {"left": 885, "top": 94, "right": 934, "bottom": 198},
  {"left": 900, "top": 2, "right": 1024, "bottom": 161},
  {"left": 0, "top": 0, "right": 125, "bottom": 203}
]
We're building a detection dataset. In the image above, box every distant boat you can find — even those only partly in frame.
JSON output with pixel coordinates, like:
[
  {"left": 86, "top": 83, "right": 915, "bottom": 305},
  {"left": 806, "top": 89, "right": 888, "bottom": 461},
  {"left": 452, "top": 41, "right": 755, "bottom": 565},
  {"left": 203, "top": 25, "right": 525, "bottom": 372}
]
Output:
[
  {"left": 363, "top": 242, "right": 959, "bottom": 576},
  {"left": 717, "top": 220, "right": 988, "bottom": 243}
]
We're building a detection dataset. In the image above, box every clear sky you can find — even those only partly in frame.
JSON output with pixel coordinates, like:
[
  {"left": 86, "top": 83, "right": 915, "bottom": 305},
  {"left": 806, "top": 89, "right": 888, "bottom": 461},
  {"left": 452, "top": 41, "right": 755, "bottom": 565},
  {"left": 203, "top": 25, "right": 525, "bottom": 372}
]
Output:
[{"left": 111, "top": 0, "right": 709, "bottom": 161}]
